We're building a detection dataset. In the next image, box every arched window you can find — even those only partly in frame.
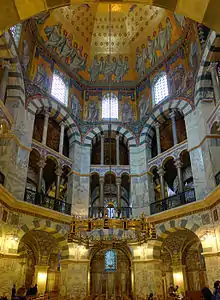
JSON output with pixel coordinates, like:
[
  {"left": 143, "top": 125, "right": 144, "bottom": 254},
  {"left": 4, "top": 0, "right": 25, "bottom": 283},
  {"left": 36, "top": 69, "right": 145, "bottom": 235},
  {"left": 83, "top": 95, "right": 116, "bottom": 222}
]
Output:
[
  {"left": 51, "top": 71, "right": 69, "bottom": 106},
  {"left": 105, "top": 249, "right": 116, "bottom": 272},
  {"left": 102, "top": 93, "right": 118, "bottom": 119},
  {"left": 10, "top": 24, "right": 22, "bottom": 47},
  {"left": 153, "top": 73, "right": 169, "bottom": 105}
]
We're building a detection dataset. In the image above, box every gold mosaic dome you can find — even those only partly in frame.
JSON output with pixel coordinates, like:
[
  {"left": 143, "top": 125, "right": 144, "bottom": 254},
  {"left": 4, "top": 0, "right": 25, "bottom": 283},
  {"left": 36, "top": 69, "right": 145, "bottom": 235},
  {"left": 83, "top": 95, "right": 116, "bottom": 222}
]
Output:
[{"left": 34, "top": 3, "right": 186, "bottom": 83}]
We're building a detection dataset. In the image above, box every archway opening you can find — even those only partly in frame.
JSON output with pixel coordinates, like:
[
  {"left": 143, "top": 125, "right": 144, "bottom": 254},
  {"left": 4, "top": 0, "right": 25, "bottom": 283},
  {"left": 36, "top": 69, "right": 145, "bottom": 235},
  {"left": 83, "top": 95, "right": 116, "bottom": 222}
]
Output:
[
  {"left": 161, "top": 229, "right": 207, "bottom": 299},
  {"left": 90, "top": 247, "right": 131, "bottom": 298}
]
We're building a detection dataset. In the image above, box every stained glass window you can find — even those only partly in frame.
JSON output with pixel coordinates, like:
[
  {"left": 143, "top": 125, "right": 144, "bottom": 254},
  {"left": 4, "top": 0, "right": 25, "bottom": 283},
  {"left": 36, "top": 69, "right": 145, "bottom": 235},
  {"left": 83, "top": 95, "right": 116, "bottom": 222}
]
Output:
[
  {"left": 51, "top": 72, "right": 69, "bottom": 106},
  {"left": 10, "top": 24, "right": 22, "bottom": 47},
  {"left": 102, "top": 93, "right": 118, "bottom": 119},
  {"left": 105, "top": 249, "right": 116, "bottom": 272},
  {"left": 153, "top": 73, "right": 169, "bottom": 105}
]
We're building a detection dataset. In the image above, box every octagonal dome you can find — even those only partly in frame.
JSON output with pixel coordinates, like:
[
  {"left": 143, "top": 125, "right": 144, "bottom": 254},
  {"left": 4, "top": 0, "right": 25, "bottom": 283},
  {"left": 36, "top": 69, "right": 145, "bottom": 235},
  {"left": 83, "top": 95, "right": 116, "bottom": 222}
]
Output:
[{"left": 33, "top": 3, "right": 187, "bottom": 85}]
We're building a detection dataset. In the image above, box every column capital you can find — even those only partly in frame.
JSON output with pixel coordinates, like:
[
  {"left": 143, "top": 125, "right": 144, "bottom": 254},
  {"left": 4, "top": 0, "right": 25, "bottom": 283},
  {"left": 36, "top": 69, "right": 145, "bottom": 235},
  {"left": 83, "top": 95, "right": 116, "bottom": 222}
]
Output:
[
  {"left": 59, "top": 121, "right": 66, "bottom": 128},
  {"left": 99, "top": 177, "right": 104, "bottom": 184},
  {"left": 116, "top": 177, "right": 122, "bottom": 185},
  {"left": 1, "top": 59, "right": 11, "bottom": 70},
  {"left": 169, "top": 110, "right": 176, "bottom": 119},
  {"left": 37, "top": 158, "right": 47, "bottom": 169},
  {"left": 43, "top": 110, "right": 50, "bottom": 118},
  {"left": 174, "top": 158, "right": 183, "bottom": 169},
  {"left": 207, "top": 62, "right": 218, "bottom": 72},
  {"left": 158, "top": 166, "right": 165, "bottom": 177},
  {"left": 55, "top": 166, "right": 63, "bottom": 177}
]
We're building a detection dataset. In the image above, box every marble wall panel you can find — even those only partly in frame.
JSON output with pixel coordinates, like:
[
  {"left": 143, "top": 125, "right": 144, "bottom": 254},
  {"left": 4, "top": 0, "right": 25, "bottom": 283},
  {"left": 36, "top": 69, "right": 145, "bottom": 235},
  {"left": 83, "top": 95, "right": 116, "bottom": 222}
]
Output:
[
  {"left": 0, "top": 257, "right": 26, "bottom": 298},
  {"left": 133, "top": 261, "right": 163, "bottom": 298},
  {"left": 59, "top": 261, "right": 89, "bottom": 298}
]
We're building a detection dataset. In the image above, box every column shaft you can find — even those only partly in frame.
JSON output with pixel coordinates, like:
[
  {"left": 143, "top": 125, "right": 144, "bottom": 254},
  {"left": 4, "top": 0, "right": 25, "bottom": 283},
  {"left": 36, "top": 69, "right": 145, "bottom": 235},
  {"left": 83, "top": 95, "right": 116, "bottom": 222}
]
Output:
[
  {"left": 37, "top": 159, "right": 46, "bottom": 194},
  {"left": 42, "top": 112, "right": 50, "bottom": 145},
  {"left": 158, "top": 166, "right": 165, "bottom": 199},
  {"left": 116, "top": 178, "right": 121, "bottom": 208},
  {"left": 55, "top": 167, "right": 63, "bottom": 199},
  {"left": 99, "top": 177, "right": 104, "bottom": 207},
  {"left": 174, "top": 158, "right": 184, "bottom": 193},
  {"left": 170, "top": 110, "right": 178, "bottom": 145},
  {"left": 0, "top": 60, "right": 11, "bottom": 102},
  {"left": 116, "top": 134, "right": 120, "bottom": 165},
  {"left": 101, "top": 135, "right": 104, "bottom": 165},
  {"left": 59, "top": 122, "right": 65, "bottom": 154},
  {"left": 155, "top": 124, "right": 161, "bottom": 155},
  {"left": 208, "top": 63, "right": 220, "bottom": 103}
]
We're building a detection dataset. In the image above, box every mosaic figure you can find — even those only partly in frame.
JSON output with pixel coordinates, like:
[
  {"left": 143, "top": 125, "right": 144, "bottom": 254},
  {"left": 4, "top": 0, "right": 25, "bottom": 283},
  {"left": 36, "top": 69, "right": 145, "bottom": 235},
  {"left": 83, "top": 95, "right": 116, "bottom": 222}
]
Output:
[
  {"left": 34, "top": 63, "right": 50, "bottom": 91},
  {"left": 138, "top": 94, "right": 150, "bottom": 119},
  {"left": 114, "top": 55, "right": 129, "bottom": 83},
  {"left": 21, "top": 40, "right": 30, "bottom": 74},
  {"left": 44, "top": 23, "right": 63, "bottom": 51},
  {"left": 71, "top": 95, "right": 82, "bottom": 118},
  {"left": 87, "top": 100, "right": 99, "bottom": 122},
  {"left": 122, "top": 100, "right": 133, "bottom": 123},
  {"left": 89, "top": 56, "right": 102, "bottom": 82}
]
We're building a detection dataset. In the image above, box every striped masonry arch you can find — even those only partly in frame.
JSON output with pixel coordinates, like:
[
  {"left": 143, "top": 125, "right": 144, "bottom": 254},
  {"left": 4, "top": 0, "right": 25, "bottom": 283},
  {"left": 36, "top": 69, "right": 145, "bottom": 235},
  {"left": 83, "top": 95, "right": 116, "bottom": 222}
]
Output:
[
  {"left": 139, "top": 97, "right": 193, "bottom": 145},
  {"left": 17, "top": 218, "right": 70, "bottom": 259},
  {"left": 0, "top": 32, "right": 25, "bottom": 105},
  {"left": 83, "top": 124, "right": 137, "bottom": 147},
  {"left": 27, "top": 95, "right": 81, "bottom": 143},
  {"left": 194, "top": 30, "right": 220, "bottom": 106}
]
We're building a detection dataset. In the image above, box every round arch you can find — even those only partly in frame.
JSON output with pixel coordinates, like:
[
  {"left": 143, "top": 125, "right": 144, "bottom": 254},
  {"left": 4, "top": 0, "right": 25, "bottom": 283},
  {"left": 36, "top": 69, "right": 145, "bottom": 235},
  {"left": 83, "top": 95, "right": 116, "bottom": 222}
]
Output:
[
  {"left": 83, "top": 124, "right": 137, "bottom": 147},
  {"left": 27, "top": 96, "right": 81, "bottom": 142},
  {"left": 194, "top": 30, "right": 220, "bottom": 105},
  {"left": 0, "top": 32, "right": 25, "bottom": 106},
  {"left": 1, "top": 1, "right": 220, "bottom": 34},
  {"left": 139, "top": 97, "right": 193, "bottom": 145},
  {"left": 16, "top": 219, "right": 70, "bottom": 259}
]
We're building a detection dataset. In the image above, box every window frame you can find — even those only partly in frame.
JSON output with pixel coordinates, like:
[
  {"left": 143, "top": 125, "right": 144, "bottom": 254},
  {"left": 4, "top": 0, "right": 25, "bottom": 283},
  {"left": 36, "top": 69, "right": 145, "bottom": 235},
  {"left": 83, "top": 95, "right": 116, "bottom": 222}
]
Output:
[
  {"left": 152, "top": 72, "right": 169, "bottom": 106},
  {"left": 105, "top": 249, "right": 117, "bottom": 272},
  {"left": 51, "top": 70, "right": 69, "bottom": 106},
  {"left": 102, "top": 92, "right": 119, "bottom": 120}
]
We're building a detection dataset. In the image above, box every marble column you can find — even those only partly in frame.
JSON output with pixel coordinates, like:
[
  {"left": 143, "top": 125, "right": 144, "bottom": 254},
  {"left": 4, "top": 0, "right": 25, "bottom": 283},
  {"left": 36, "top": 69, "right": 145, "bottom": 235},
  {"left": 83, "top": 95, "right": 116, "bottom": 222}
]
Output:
[
  {"left": 208, "top": 62, "right": 220, "bottom": 102},
  {"left": 170, "top": 110, "right": 178, "bottom": 146},
  {"left": 0, "top": 60, "right": 11, "bottom": 102},
  {"left": 55, "top": 166, "right": 63, "bottom": 199},
  {"left": 42, "top": 111, "right": 50, "bottom": 145},
  {"left": 59, "top": 122, "right": 65, "bottom": 155},
  {"left": 37, "top": 158, "right": 46, "bottom": 194},
  {"left": 101, "top": 134, "right": 104, "bottom": 165},
  {"left": 155, "top": 124, "right": 161, "bottom": 155},
  {"left": 116, "top": 133, "right": 120, "bottom": 165},
  {"left": 116, "top": 177, "right": 121, "bottom": 208},
  {"left": 158, "top": 166, "right": 165, "bottom": 199},
  {"left": 34, "top": 265, "right": 49, "bottom": 295},
  {"left": 174, "top": 158, "right": 184, "bottom": 193},
  {"left": 99, "top": 176, "right": 104, "bottom": 207}
]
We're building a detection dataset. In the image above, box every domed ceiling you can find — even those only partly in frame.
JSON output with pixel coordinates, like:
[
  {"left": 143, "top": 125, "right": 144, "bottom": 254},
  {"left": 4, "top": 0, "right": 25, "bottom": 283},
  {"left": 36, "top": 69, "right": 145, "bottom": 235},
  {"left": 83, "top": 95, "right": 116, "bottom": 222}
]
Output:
[{"left": 34, "top": 4, "right": 187, "bottom": 85}]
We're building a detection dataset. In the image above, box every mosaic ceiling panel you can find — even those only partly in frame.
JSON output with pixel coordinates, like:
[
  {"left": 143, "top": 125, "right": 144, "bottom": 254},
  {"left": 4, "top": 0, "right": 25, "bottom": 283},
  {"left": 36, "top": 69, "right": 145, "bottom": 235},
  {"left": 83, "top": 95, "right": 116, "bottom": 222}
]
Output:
[{"left": 35, "top": 3, "right": 186, "bottom": 83}]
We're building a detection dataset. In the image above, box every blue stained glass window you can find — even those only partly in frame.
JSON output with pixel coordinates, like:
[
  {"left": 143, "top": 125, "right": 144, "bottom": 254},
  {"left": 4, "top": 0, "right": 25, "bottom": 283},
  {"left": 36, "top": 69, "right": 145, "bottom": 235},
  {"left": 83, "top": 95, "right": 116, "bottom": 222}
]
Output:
[{"left": 105, "top": 249, "right": 116, "bottom": 272}]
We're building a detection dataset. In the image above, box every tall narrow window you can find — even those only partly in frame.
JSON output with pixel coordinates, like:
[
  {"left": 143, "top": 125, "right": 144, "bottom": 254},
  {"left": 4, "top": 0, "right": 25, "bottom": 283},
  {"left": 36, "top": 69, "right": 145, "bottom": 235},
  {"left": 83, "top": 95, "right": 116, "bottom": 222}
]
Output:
[
  {"left": 105, "top": 249, "right": 116, "bottom": 272},
  {"left": 51, "top": 71, "right": 69, "bottom": 106},
  {"left": 153, "top": 73, "right": 169, "bottom": 105},
  {"left": 102, "top": 93, "right": 118, "bottom": 119},
  {"left": 10, "top": 24, "right": 22, "bottom": 47}
]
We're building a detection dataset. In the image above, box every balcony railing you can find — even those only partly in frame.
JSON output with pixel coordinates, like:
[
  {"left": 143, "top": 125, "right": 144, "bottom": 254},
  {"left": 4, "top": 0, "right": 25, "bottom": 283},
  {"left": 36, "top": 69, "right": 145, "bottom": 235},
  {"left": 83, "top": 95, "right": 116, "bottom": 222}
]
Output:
[
  {"left": 89, "top": 206, "right": 132, "bottom": 219},
  {"left": 24, "top": 188, "right": 71, "bottom": 215},
  {"left": 150, "top": 188, "right": 196, "bottom": 215}
]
